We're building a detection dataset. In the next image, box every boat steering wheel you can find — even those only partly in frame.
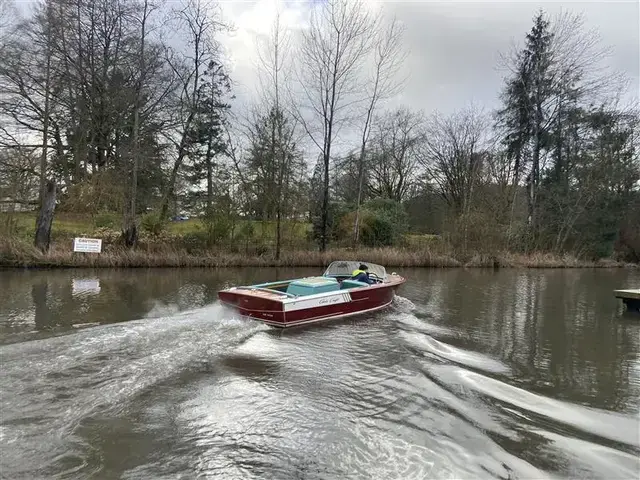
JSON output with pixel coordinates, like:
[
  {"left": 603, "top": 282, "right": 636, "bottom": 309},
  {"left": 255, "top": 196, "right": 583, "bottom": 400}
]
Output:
[{"left": 367, "top": 272, "right": 382, "bottom": 283}]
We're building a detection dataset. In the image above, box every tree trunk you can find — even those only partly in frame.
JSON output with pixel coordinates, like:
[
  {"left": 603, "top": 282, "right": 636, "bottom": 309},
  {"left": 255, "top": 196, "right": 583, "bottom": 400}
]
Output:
[
  {"left": 35, "top": 10, "right": 53, "bottom": 254},
  {"left": 159, "top": 111, "right": 196, "bottom": 221},
  {"left": 353, "top": 143, "right": 366, "bottom": 245},
  {"left": 34, "top": 180, "right": 57, "bottom": 253},
  {"left": 123, "top": 106, "right": 141, "bottom": 247},
  {"left": 206, "top": 137, "right": 213, "bottom": 217},
  {"left": 122, "top": 0, "right": 149, "bottom": 247},
  {"left": 321, "top": 153, "right": 330, "bottom": 252},
  {"left": 275, "top": 202, "right": 282, "bottom": 260},
  {"left": 160, "top": 148, "right": 187, "bottom": 221}
]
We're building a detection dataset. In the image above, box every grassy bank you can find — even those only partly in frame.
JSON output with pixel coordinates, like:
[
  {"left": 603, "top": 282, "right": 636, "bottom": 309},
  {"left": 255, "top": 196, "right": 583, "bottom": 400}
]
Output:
[
  {"left": 1, "top": 237, "right": 635, "bottom": 269},
  {"left": 1, "top": 211, "right": 311, "bottom": 239},
  {"left": 1, "top": 212, "right": 635, "bottom": 269}
]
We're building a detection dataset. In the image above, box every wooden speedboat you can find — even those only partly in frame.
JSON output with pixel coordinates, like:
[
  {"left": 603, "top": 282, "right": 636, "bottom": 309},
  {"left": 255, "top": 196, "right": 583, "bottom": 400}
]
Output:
[{"left": 217, "top": 261, "right": 405, "bottom": 328}]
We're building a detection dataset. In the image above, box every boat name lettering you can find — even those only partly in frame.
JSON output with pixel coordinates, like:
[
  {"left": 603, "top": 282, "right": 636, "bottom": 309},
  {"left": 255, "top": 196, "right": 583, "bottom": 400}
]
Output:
[{"left": 319, "top": 296, "right": 340, "bottom": 305}]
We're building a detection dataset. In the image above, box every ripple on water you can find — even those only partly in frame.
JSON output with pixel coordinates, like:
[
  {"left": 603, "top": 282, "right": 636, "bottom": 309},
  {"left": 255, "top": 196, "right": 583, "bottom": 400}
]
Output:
[
  {"left": 0, "top": 304, "right": 269, "bottom": 479},
  {"left": 2, "top": 282, "right": 639, "bottom": 480}
]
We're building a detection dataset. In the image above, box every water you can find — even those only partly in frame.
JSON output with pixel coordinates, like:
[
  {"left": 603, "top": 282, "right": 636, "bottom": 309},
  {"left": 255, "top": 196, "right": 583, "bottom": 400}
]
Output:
[{"left": 0, "top": 267, "right": 639, "bottom": 479}]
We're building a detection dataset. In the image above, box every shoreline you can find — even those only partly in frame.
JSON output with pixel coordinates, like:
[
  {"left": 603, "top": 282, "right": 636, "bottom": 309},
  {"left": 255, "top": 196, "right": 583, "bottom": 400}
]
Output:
[{"left": 1, "top": 242, "right": 636, "bottom": 270}]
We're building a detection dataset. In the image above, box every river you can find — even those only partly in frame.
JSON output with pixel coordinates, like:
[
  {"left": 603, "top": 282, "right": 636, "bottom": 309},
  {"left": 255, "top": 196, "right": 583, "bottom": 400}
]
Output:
[{"left": 0, "top": 267, "right": 639, "bottom": 479}]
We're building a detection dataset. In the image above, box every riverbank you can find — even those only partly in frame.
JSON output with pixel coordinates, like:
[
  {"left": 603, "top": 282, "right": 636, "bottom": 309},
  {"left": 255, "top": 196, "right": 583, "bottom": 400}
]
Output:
[{"left": 1, "top": 238, "right": 635, "bottom": 269}]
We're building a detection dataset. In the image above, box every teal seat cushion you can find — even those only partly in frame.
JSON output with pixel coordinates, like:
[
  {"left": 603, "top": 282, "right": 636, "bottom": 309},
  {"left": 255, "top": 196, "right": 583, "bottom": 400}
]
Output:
[
  {"left": 287, "top": 277, "right": 339, "bottom": 296},
  {"left": 341, "top": 279, "right": 369, "bottom": 289}
]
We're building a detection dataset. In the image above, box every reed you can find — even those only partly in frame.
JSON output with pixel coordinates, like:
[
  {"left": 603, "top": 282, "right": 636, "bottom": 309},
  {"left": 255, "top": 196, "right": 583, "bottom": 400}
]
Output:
[{"left": 1, "top": 238, "right": 634, "bottom": 269}]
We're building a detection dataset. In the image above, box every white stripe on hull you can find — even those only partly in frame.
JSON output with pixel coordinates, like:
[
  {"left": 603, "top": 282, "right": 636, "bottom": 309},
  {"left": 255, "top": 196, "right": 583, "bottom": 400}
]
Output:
[
  {"left": 283, "top": 291, "right": 352, "bottom": 312},
  {"left": 246, "top": 300, "right": 394, "bottom": 328}
]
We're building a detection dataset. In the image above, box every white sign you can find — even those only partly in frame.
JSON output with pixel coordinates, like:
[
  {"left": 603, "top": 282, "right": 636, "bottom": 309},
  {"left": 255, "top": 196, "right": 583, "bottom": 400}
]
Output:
[
  {"left": 73, "top": 237, "right": 102, "bottom": 253},
  {"left": 283, "top": 292, "right": 351, "bottom": 312}
]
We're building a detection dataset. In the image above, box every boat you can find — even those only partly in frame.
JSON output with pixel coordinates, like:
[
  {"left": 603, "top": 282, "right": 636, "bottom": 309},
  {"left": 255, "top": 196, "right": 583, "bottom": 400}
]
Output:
[{"left": 217, "top": 260, "right": 406, "bottom": 328}]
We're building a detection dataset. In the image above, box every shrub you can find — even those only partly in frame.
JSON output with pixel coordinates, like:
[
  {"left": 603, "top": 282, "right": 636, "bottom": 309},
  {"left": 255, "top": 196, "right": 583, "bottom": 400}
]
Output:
[
  {"left": 202, "top": 215, "right": 233, "bottom": 245},
  {"left": 233, "top": 221, "right": 255, "bottom": 250},
  {"left": 360, "top": 214, "right": 395, "bottom": 247},
  {"left": 180, "top": 230, "right": 209, "bottom": 253},
  {"left": 309, "top": 201, "right": 350, "bottom": 247},
  {"left": 94, "top": 211, "right": 116, "bottom": 229},
  {"left": 93, "top": 227, "right": 122, "bottom": 244},
  {"left": 358, "top": 198, "right": 408, "bottom": 248},
  {"left": 141, "top": 212, "right": 165, "bottom": 236},
  {"left": 445, "top": 210, "right": 508, "bottom": 254}
]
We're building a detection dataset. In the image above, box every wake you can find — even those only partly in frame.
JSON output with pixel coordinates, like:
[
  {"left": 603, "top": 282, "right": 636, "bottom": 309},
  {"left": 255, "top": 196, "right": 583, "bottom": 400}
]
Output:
[{"left": 0, "top": 301, "right": 267, "bottom": 479}]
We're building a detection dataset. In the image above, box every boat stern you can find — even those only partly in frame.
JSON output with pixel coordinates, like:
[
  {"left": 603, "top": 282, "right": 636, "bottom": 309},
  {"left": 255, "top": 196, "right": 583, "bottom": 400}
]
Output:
[{"left": 218, "top": 287, "right": 287, "bottom": 325}]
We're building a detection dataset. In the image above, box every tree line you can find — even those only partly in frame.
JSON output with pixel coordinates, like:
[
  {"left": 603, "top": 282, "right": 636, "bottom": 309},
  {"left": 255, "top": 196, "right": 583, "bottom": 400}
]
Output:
[{"left": 0, "top": 0, "right": 638, "bottom": 261}]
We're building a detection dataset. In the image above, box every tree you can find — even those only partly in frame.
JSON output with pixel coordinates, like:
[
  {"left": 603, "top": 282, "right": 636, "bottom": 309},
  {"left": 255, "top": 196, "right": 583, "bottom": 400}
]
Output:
[
  {"left": 332, "top": 151, "right": 365, "bottom": 206},
  {"left": 538, "top": 104, "right": 639, "bottom": 257},
  {"left": 419, "top": 105, "right": 493, "bottom": 216},
  {"left": 250, "top": 12, "right": 303, "bottom": 259},
  {"left": 352, "top": 16, "right": 407, "bottom": 244},
  {"left": 243, "top": 107, "right": 305, "bottom": 257},
  {"left": 158, "top": 0, "right": 229, "bottom": 221},
  {"left": 182, "top": 58, "right": 232, "bottom": 216},
  {"left": 0, "top": 0, "right": 181, "bottom": 250},
  {"left": 367, "top": 107, "right": 423, "bottom": 203},
  {"left": 122, "top": 0, "right": 154, "bottom": 248},
  {"left": 0, "top": 148, "right": 39, "bottom": 219},
  {"left": 358, "top": 198, "right": 408, "bottom": 247},
  {"left": 33, "top": 1, "right": 55, "bottom": 253},
  {"left": 295, "top": 0, "right": 380, "bottom": 251},
  {"left": 496, "top": 9, "right": 621, "bottom": 241},
  {"left": 0, "top": 0, "right": 16, "bottom": 54}
]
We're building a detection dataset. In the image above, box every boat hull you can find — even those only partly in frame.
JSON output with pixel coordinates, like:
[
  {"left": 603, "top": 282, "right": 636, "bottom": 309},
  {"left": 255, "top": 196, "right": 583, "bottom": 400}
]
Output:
[{"left": 218, "top": 275, "right": 404, "bottom": 328}]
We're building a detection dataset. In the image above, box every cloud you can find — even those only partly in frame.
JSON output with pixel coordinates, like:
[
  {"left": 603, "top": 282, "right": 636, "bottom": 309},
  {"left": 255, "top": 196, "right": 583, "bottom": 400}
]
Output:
[
  {"left": 217, "top": 0, "right": 311, "bottom": 106},
  {"left": 218, "top": 0, "right": 639, "bottom": 118}
]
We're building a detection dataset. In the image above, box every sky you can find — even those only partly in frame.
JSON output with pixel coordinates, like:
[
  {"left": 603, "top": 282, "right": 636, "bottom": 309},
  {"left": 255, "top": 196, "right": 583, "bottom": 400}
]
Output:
[
  {"left": 9, "top": 0, "right": 639, "bottom": 158},
  {"left": 216, "top": 0, "right": 639, "bottom": 117}
]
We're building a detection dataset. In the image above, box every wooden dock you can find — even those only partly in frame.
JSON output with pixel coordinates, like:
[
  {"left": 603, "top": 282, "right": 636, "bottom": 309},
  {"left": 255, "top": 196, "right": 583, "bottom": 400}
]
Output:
[{"left": 614, "top": 289, "right": 640, "bottom": 313}]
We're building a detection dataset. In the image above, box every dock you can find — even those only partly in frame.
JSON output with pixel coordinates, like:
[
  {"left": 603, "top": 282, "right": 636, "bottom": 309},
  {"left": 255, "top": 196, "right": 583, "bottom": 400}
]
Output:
[{"left": 614, "top": 289, "right": 640, "bottom": 313}]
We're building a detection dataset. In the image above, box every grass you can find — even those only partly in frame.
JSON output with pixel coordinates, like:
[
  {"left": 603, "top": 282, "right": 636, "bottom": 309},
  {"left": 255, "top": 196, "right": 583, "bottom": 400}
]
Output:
[
  {"left": 1, "top": 236, "right": 635, "bottom": 269},
  {"left": 1, "top": 212, "right": 311, "bottom": 239},
  {"left": 1, "top": 212, "right": 635, "bottom": 269}
]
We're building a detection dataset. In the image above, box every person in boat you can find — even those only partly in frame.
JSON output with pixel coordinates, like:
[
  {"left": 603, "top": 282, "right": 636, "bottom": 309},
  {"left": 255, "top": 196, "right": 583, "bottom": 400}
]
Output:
[{"left": 351, "top": 264, "right": 374, "bottom": 284}]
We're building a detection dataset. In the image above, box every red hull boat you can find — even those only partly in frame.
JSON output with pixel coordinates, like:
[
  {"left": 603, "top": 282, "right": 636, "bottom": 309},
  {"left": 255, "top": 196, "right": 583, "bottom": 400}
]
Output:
[{"left": 218, "top": 261, "right": 405, "bottom": 328}]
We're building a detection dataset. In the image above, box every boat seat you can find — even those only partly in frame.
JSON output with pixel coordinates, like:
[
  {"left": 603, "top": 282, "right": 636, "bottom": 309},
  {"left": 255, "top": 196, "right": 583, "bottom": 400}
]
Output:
[
  {"left": 340, "top": 279, "right": 369, "bottom": 289},
  {"left": 286, "top": 277, "right": 339, "bottom": 296}
]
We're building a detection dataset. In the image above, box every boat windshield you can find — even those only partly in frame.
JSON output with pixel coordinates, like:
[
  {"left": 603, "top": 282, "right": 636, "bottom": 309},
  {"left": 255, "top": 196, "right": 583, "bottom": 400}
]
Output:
[{"left": 323, "top": 261, "right": 386, "bottom": 280}]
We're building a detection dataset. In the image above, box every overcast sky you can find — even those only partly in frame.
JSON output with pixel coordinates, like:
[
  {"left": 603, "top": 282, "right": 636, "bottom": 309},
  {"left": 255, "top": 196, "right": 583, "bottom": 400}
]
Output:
[
  {"left": 217, "top": 0, "right": 639, "bottom": 116},
  {"left": 11, "top": 0, "right": 639, "bottom": 158}
]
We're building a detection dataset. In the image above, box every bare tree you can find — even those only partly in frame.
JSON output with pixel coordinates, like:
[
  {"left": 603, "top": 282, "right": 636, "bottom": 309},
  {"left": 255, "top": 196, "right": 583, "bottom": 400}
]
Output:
[
  {"left": 294, "top": 0, "right": 380, "bottom": 251},
  {"left": 419, "top": 105, "right": 494, "bottom": 216},
  {"left": 122, "top": 0, "right": 157, "bottom": 247},
  {"left": 0, "top": 0, "right": 15, "bottom": 53},
  {"left": 159, "top": 0, "right": 226, "bottom": 221},
  {"left": 0, "top": 148, "right": 39, "bottom": 228},
  {"left": 367, "top": 107, "right": 423, "bottom": 203},
  {"left": 352, "top": 16, "right": 407, "bottom": 243},
  {"left": 33, "top": 1, "right": 55, "bottom": 253},
  {"left": 252, "top": 12, "right": 302, "bottom": 259}
]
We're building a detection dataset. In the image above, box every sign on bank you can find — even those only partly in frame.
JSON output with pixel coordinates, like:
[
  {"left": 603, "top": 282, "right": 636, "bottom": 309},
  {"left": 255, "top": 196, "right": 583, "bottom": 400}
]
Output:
[{"left": 73, "top": 237, "right": 102, "bottom": 253}]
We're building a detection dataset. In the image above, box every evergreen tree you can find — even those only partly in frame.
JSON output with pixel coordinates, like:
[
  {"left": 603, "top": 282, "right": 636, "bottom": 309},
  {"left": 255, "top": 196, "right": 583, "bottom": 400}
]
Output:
[{"left": 183, "top": 59, "right": 233, "bottom": 217}]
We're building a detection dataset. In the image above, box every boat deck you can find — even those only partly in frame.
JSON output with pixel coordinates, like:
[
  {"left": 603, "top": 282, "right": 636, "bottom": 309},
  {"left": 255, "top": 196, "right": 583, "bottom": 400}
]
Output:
[
  {"left": 614, "top": 289, "right": 640, "bottom": 300},
  {"left": 228, "top": 274, "right": 405, "bottom": 302},
  {"left": 614, "top": 289, "right": 640, "bottom": 314},
  {"left": 230, "top": 287, "right": 289, "bottom": 301}
]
